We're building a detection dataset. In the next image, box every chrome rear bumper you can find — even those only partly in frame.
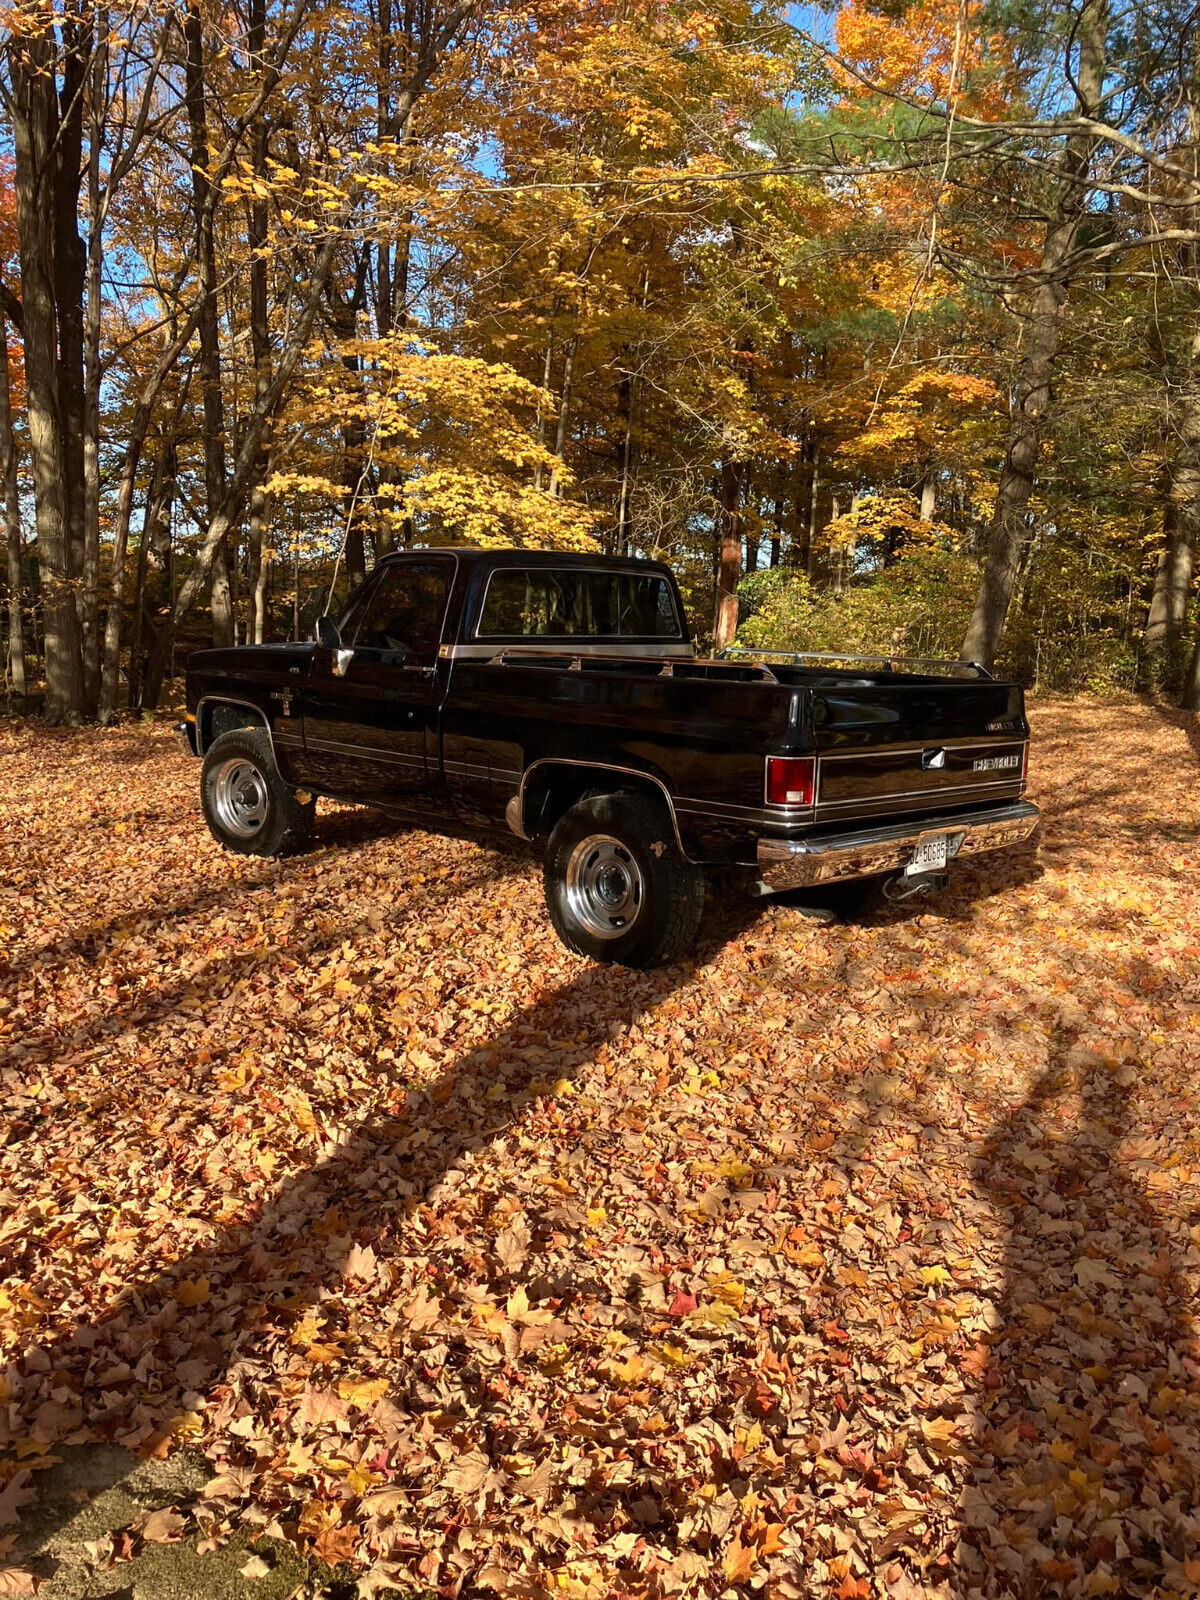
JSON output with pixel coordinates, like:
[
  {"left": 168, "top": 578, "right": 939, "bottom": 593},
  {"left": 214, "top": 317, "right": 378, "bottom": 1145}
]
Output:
[{"left": 756, "top": 800, "right": 1040, "bottom": 892}]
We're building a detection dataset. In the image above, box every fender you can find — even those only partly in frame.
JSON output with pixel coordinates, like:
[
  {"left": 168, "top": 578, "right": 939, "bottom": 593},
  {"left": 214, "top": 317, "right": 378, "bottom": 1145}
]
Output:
[{"left": 508, "top": 756, "right": 693, "bottom": 859}]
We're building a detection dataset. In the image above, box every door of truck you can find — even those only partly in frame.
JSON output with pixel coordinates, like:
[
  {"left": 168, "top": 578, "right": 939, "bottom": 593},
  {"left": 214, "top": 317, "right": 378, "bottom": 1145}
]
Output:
[{"left": 301, "top": 555, "right": 455, "bottom": 808}]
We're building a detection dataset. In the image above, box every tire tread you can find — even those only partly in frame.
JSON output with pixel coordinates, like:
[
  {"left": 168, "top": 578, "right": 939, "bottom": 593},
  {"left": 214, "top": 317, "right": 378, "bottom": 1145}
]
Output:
[
  {"left": 200, "top": 727, "right": 314, "bottom": 858},
  {"left": 543, "top": 792, "right": 705, "bottom": 968}
]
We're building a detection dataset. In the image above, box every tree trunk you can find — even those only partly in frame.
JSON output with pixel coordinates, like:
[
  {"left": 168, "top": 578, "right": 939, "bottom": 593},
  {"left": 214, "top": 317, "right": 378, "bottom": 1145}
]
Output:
[
  {"left": 98, "top": 301, "right": 204, "bottom": 719},
  {"left": 1182, "top": 623, "right": 1200, "bottom": 709},
  {"left": 7, "top": 25, "right": 86, "bottom": 722},
  {"left": 615, "top": 368, "right": 635, "bottom": 557},
  {"left": 744, "top": 521, "right": 760, "bottom": 578},
  {"left": 960, "top": 0, "right": 1109, "bottom": 668},
  {"left": 547, "top": 333, "right": 578, "bottom": 497},
  {"left": 56, "top": 8, "right": 91, "bottom": 703},
  {"left": 1144, "top": 310, "right": 1200, "bottom": 690},
  {"left": 244, "top": 0, "right": 272, "bottom": 645},
  {"left": 184, "top": 0, "right": 233, "bottom": 648},
  {"left": 533, "top": 328, "right": 555, "bottom": 493},
  {"left": 1143, "top": 506, "right": 1195, "bottom": 686},
  {"left": 97, "top": 422, "right": 150, "bottom": 721},
  {"left": 80, "top": 11, "right": 107, "bottom": 715},
  {"left": 0, "top": 311, "right": 27, "bottom": 698},
  {"left": 129, "top": 434, "right": 171, "bottom": 709},
  {"left": 713, "top": 459, "right": 743, "bottom": 651},
  {"left": 833, "top": 492, "right": 855, "bottom": 597},
  {"left": 920, "top": 475, "right": 936, "bottom": 522},
  {"left": 806, "top": 439, "right": 820, "bottom": 581},
  {"left": 372, "top": 0, "right": 414, "bottom": 549},
  {"left": 137, "top": 448, "right": 177, "bottom": 712}
]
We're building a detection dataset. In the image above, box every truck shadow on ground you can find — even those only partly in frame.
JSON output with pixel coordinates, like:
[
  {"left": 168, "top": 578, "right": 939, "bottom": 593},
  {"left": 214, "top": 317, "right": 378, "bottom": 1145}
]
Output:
[
  {"left": 7, "top": 892, "right": 767, "bottom": 1589},
  {"left": 11, "top": 845, "right": 1192, "bottom": 1597}
]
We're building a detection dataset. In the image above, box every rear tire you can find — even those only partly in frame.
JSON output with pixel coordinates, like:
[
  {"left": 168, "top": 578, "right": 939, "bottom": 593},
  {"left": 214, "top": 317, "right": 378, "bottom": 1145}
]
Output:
[
  {"left": 201, "top": 727, "right": 314, "bottom": 858},
  {"left": 543, "top": 792, "right": 705, "bottom": 968}
]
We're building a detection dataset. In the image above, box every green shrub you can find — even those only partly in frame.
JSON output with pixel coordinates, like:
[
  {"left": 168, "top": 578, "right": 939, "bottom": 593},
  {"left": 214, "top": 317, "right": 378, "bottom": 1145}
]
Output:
[{"left": 734, "top": 546, "right": 980, "bottom": 663}]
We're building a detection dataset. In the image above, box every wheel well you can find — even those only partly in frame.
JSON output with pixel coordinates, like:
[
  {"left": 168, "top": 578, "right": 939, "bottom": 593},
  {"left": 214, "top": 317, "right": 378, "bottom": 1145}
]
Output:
[
  {"left": 521, "top": 764, "right": 678, "bottom": 846},
  {"left": 200, "top": 700, "right": 269, "bottom": 753}
]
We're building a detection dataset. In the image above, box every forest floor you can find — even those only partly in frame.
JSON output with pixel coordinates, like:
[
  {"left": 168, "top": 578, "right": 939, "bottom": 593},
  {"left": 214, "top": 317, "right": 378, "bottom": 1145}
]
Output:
[{"left": 1, "top": 697, "right": 1198, "bottom": 1600}]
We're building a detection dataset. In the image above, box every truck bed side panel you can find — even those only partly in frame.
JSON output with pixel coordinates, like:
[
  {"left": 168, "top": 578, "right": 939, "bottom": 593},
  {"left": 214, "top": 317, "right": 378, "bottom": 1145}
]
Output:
[{"left": 439, "top": 660, "right": 799, "bottom": 859}]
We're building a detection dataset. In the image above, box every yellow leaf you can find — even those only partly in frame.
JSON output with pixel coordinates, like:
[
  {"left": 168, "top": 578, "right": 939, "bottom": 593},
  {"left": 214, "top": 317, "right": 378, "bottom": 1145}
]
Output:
[
  {"left": 920, "top": 1265, "right": 953, "bottom": 1288},
  {"left": 708, "top": 1272, "right": 746, "bottom": 1310},
  {"left": 688, "top": 1299, "right": 740, "bottom": 1329},
  {"left": 174, "top": 1277, "right": 210, "bottom": 1308},
  {"left": 651, "top": 1342, "right": 694, "bottom": 1369},
  {"left": 337, "top": 1377, "right": 389, "bottom": 1408},
  {"left": 921, "top": 1416, "right": 966, "bottom": 1455},
  {"left": 215, "top": 1064, "right": 253, "bottom": 1091},
  {"left": 600, "top": 1353, "right": 647, "bottom": 1386}
]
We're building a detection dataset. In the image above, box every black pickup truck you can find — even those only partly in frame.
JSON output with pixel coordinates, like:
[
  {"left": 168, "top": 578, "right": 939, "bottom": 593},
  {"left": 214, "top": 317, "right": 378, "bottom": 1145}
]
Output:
[{"left": 178, "top": 548, "right": 1038, "bottom": 967}]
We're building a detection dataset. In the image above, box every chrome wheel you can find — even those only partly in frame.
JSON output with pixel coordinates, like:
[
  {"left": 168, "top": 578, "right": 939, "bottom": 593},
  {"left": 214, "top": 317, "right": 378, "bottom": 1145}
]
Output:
[
  {"left": 212, "top": 757, "right": 270, "bottom": 838},
  {"left": 564, "top": 833, "right": 644, "bottom": 939}
]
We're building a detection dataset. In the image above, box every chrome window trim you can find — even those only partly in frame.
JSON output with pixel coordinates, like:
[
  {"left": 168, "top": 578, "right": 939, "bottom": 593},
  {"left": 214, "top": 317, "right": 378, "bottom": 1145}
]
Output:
[
  {"left": 513, "top": 757, "right": 689, "bottom": 858},
  {"left": 472, "top": 563, "right": 687, "bottom": 647}
]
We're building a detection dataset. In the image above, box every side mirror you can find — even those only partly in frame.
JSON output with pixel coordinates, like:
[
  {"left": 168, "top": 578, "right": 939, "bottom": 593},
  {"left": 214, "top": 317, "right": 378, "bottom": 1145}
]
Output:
[{"left": 315, "top": 615, "right": 340, "bottom": 650}]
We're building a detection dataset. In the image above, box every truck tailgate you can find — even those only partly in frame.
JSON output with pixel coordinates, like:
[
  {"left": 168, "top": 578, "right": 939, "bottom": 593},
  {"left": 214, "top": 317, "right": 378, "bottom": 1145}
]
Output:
[{"left": 807, "top": 678, "right": 1028, "bottom": 824}]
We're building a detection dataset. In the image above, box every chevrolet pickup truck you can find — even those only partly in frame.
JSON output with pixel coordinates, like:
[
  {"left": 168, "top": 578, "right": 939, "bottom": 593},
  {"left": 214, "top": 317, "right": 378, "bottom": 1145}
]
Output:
[{"left": 177, "top": 548, "right": 1039, "bottom": 967}]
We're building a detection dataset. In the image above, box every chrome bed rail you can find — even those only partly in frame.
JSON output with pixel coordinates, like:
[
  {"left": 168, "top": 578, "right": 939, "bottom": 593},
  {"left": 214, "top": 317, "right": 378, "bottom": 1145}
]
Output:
[
  {"left": 486, "top": 648, "right": 780, "bottom": 684},
  {"left": 721, "top": 647, "right": 992, "bottom": 680}
]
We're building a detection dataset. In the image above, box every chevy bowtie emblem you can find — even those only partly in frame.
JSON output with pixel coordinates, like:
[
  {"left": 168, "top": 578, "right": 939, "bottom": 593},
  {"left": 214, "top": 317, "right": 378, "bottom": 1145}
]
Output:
[{"left": 922, "top": 747, "right": 946, "bottom": 770}]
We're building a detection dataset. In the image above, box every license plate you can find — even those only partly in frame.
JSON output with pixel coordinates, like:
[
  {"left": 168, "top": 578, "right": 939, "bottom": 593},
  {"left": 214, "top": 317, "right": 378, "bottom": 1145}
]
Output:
[{"left": 906, "top": 833, "right": 948, "bottom": 875}]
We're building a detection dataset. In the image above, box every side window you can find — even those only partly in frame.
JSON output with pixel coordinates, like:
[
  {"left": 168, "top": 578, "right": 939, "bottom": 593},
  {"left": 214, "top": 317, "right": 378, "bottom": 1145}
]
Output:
[
  {"left": 336, "top": 575, "right": 374, "bottom": 641},
  {"left": 478, "top": 569, "right": 681, "bottom": 639},
  {"left": 350, "top": 561, "right": 453, "bottom": 664}
]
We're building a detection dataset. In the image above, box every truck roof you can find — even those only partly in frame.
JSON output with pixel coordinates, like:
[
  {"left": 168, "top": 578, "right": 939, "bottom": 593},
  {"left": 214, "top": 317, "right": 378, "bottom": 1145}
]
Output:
[{"left": 377, "top": 547, "right": 674, "bottom": 575}]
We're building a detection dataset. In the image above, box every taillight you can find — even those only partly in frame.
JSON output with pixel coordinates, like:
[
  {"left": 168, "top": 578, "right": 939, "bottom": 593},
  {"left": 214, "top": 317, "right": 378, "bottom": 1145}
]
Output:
[
  {"left": 1021, "top": 742, "right": 1029, "bottom": 784},
  {"left": 766, "top": 755, "right": 815, "bottom": 807}
]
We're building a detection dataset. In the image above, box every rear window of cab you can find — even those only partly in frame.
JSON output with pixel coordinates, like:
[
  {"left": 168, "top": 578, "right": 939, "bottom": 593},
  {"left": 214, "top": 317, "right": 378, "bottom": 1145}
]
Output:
[{"left": 477, "top": 568, "right": 682, "bottom": 640}]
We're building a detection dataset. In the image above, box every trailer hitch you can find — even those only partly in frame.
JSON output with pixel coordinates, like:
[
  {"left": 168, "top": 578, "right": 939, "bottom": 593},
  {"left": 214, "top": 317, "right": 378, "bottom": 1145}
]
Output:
[{"left": 882, "top": 870, "right": 949, "bottom": 903}]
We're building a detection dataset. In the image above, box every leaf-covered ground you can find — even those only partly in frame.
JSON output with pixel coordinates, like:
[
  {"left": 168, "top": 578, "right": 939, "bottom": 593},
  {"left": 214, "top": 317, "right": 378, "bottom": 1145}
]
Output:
[{"left": 1, "top": 699, "right": 1198, "bottom": 1600}]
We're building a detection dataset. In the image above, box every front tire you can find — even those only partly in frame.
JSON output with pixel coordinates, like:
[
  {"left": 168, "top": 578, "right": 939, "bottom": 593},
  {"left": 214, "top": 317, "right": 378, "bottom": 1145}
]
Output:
[
  {"left": 200, "top": 727, "right": 314, "bottom": 858},
  {"left": 543, "top": 792, "right": 705, "bottom": 968}
]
